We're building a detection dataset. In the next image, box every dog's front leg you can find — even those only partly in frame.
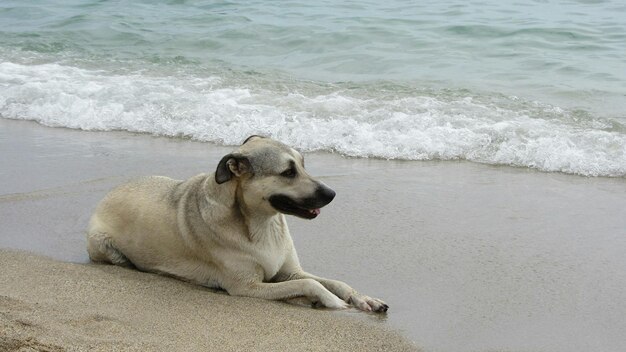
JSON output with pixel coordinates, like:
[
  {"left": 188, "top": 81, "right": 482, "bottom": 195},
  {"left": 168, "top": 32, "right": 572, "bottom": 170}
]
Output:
[
  {"left": 286, "top": 271, "right": 389, "bottom": 313},
  {"left": 275, "top": 251, "right": 389, "bottom": 313},
  {"left": 224, "top": 279, "right": 348, "bottom": 309}
]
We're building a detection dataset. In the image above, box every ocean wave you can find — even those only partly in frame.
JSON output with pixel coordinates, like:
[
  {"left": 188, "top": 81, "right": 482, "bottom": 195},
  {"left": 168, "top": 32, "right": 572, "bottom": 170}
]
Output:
[{"left": 1, "top": 61, "right": 624, "bottom": 177}]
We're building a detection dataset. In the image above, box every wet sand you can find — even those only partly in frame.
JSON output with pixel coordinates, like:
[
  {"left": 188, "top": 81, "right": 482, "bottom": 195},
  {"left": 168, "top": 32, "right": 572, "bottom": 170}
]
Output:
[{"left": 1, "top": 118, "right": 625, "bottom": 351}]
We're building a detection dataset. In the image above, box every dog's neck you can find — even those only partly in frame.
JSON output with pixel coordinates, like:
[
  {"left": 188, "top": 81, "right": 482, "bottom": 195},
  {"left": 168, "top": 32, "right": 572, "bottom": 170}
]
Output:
[
  {"left": 235, "top": 182, "right": 285, "bottom": 242},
  {"left": 205, "top": 174, "right": 284, "bottom": 242}
]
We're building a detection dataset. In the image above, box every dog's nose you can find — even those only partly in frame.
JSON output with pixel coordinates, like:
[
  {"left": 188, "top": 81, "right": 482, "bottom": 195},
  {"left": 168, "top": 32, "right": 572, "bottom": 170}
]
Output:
[{"left": 316, "top": 185, "right": 336, "bottom": 204}]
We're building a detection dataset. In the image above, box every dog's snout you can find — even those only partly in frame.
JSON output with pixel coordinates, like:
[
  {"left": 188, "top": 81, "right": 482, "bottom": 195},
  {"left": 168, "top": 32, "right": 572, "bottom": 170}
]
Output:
[{"left": 316, "top": 185, "right": 336, "bottom": 204}]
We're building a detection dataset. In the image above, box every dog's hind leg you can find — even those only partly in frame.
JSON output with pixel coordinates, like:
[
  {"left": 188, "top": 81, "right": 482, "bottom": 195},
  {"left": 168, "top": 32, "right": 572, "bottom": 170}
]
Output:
[{"left": 86, "top": 232, "right": 133, "bottom": 268}]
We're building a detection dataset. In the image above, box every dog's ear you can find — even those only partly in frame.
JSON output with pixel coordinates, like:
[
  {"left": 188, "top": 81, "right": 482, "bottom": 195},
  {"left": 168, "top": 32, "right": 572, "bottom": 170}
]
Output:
[{"left": 215, "top": 153, "right": 251, "bottom": 184}]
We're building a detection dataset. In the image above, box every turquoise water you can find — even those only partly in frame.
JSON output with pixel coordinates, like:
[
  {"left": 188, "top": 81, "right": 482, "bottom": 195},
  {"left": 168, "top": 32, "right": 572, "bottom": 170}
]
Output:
[{"left": 1, "top": 0, "right": 625, "bottom": 176}]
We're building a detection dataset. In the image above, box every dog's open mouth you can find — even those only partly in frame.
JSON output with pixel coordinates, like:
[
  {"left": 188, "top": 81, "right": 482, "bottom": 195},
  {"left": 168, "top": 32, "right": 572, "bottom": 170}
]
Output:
[{"left": 268, "top": 195, "right": 324, "bottom": 219}]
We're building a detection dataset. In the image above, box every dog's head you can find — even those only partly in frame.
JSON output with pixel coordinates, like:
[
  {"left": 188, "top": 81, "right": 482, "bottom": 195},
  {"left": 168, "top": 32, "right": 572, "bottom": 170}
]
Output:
[{"left": 215, "top": 136, "right": 335, "bottom": 219}]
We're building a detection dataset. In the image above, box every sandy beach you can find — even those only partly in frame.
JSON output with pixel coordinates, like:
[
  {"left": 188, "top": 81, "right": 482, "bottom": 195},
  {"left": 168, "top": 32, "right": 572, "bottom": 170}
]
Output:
[
  {"left": 0, "top": 249, "right": 415, "bottom": 352},
  {"left": 1, "top": 118, "right": 626, "bottom": 352}
]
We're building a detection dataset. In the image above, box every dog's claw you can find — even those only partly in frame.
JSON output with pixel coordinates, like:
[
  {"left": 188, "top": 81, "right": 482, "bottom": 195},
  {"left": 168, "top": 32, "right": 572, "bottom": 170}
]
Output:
[
  {"left": 349, "top": 294, "right": 388, "bottom": 313},
  {"left": 377, "top": 304, "right": 389, "bottom": 312}
]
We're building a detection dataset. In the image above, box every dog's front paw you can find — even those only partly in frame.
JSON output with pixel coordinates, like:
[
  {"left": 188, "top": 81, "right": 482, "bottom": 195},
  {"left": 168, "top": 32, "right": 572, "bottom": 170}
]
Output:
[
  {"left": 349, "top": 294, "right": 389, "bottom": 313},
  {"left": 317, "top": 293, "right": 349, "bottom": 310}
]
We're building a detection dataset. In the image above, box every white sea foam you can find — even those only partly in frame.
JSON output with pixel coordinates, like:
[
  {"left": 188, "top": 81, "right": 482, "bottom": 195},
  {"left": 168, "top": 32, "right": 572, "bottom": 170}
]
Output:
[{"left": 1, "top": 61, "right": 625, "bottom": 177}]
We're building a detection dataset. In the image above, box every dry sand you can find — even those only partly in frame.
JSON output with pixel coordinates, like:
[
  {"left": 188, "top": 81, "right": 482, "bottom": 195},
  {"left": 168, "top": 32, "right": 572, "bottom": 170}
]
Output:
[{"left": 0, "top": 249, "right": 416, "bottom": 352}]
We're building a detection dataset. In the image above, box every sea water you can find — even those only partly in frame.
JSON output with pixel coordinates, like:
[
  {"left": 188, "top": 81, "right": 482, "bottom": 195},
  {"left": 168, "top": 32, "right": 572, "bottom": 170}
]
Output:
[{"left": 0, "top": 0, "right": 625, "bottom": 176}]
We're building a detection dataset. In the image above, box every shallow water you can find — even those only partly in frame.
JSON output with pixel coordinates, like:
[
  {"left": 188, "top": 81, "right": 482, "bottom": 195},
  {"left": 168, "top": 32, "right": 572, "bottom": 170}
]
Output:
[{"left": 1, "top": 0, "right": 625, "bottom": 176}]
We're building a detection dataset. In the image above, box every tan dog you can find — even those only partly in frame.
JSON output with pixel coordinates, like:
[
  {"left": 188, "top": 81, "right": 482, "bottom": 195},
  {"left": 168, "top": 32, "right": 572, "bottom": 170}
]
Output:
[{"left": 87, "top": 136, "right": 388, "bottom": 312}]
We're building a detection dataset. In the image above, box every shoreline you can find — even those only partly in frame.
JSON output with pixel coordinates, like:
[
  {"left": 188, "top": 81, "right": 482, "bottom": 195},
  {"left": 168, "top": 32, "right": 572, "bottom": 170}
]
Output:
[
  {"left": 2, "top": 118, "right": 626, "bottom": 351},
  {"left": 0, "top": 118, "right": 419, "bottom": 351}
]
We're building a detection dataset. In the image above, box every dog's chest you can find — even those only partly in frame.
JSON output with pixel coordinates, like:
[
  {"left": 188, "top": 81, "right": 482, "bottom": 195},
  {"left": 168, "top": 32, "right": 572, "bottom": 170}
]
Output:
[
  {"left": 245, "top": 222, "right": 290, "bottom": 280},
  {"left": 252, "top": 235, "right": 288, "bottom": 280}
]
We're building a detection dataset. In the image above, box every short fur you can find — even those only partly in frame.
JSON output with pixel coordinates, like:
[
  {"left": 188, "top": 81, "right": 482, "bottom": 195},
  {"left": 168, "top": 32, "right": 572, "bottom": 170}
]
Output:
[{"left": 87, "top": 136, "right": 388, "bottom": 312}]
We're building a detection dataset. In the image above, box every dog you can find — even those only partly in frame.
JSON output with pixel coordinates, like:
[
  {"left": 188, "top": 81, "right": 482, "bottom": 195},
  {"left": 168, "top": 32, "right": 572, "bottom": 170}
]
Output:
[{"left": 87, "top": 135, "right": 388, "bottom": 312}]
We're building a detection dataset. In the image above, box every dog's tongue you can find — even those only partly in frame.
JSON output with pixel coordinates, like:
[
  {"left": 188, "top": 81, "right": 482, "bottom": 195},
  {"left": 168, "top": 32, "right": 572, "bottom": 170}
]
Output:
[{"left": 309, "top": 208, "right": 321, "bottom": 215}]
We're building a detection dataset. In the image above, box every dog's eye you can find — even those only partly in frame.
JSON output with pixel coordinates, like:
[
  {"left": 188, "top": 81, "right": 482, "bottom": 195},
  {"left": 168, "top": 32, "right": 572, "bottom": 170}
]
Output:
[{"left": 280, "top": 168, "right": 297, "bottom": 178}]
